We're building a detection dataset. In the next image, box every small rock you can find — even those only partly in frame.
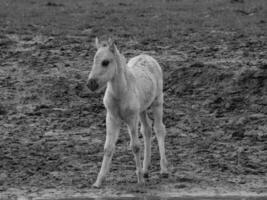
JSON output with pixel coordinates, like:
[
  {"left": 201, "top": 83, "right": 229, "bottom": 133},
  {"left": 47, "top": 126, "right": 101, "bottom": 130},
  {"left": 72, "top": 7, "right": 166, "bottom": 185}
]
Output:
[
  {"left": 236, "top": 117, "right": 246, "bottom": 125},
  {"left": 82, "top": 28, "right": 93, "bottom": 35}
]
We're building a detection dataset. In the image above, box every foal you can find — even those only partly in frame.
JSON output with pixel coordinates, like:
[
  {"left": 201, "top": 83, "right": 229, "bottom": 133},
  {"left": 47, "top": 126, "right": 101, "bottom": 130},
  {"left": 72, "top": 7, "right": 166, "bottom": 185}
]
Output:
[{"left": 87, "top": 38, "right": 168, "bottom": 188}]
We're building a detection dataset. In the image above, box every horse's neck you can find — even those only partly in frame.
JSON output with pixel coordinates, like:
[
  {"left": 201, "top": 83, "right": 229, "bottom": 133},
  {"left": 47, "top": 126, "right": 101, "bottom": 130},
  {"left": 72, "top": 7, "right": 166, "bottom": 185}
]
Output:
[{"left": 108, "top": 53, "right": 131, "bottom": 98}]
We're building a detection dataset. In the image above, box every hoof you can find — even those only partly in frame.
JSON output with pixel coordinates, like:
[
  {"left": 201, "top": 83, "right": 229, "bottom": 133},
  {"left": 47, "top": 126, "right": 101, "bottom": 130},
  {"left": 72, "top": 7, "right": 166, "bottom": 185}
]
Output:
[
  {"left": 92, "top": 182, "right": 101, "bottom": 188},
  {"left": 137, "top": 177, "right": 145, "bottom": 185},
  {"left": 143, "top": 172, "right": 149, "bottom": 179},
  {"left": 137, "top": 180, "right": 145, "bottom": 185},
  {"left": 160, "top": 172, "right": 169, "bottom": 178}
]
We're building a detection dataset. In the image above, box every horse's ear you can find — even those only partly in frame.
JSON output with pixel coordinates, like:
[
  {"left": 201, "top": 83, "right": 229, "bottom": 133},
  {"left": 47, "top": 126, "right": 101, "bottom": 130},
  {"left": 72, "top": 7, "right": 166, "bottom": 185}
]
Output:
[
  {"left": 95, "top": 37, "right": 101, "bottom": 49},
  {"left": 108, "top": 38, "right": 117, "bottom": 54}
]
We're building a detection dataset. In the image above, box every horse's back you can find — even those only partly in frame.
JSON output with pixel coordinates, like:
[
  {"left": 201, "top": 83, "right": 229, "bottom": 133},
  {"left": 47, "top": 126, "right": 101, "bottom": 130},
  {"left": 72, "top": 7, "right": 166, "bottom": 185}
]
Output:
[
  {"left": 127, "top": 54, "right": 163, "bottom": 110},
  {"left": 127, "top": 54, "right": 162, "bottom": 79}
]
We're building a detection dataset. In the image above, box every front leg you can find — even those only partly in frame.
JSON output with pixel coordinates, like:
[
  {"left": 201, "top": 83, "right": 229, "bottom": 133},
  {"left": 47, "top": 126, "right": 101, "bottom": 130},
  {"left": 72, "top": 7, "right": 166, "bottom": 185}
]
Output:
[
  {"left": 93, "top": 112, "right": 121, "bottom": 188},
  {"left": 127, "top": 114, "right": 145, "bottom": 184}
]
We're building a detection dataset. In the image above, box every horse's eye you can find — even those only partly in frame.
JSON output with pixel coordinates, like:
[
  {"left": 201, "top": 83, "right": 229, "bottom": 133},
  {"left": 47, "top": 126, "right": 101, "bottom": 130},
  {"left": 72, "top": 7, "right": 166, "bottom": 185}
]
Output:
[{"left": 102, "top": 60, "right": 109, "bottom": 67}]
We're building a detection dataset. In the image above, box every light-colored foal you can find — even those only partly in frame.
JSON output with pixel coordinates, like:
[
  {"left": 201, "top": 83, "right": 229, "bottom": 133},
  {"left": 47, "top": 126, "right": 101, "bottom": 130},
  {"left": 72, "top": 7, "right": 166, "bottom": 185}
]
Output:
[{"left": 87, "top": 38, "right": 168, "bottom": 188}]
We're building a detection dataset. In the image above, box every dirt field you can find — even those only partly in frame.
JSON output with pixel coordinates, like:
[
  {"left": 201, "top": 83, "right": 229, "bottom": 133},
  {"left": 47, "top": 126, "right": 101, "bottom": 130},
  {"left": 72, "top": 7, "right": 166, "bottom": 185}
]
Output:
[{"left": 0, "top": 0, "right": 266, "bottom": 199}]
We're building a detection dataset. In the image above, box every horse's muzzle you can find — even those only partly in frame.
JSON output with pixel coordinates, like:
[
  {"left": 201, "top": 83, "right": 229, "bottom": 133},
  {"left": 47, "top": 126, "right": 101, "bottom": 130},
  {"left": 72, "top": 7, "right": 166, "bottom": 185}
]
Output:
[{"left": 87, "top": 78, "right": 99, "bottom": 92}]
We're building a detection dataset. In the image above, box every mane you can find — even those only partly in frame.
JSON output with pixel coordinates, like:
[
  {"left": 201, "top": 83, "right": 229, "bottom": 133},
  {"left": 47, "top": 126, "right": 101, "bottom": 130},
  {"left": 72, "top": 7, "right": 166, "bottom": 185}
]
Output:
[{"left": 112, "top": 46, "right": 127, "bottom": 77}]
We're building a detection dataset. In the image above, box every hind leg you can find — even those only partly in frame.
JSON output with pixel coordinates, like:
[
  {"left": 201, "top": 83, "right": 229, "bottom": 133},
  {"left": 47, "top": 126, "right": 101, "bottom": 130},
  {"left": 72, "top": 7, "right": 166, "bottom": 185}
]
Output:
[
  {"left": 152, "top": 94, "right": 168, "bottom": 176},
  {"left": 140, "top": 111, "right": 152, "bottom": 178}
]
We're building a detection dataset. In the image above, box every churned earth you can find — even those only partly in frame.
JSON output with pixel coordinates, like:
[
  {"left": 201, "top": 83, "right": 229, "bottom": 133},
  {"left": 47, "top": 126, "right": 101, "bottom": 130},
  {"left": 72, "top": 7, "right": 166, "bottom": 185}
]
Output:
[{"left": 0, "top": 0, "right": 266, "bottom": 199}]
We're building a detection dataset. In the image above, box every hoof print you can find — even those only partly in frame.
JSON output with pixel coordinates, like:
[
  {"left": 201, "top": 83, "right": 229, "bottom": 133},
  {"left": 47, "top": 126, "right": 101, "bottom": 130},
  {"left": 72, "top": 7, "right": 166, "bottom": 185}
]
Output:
[{"left": 160, "top": 172, "right": 169, "bottom": 178}]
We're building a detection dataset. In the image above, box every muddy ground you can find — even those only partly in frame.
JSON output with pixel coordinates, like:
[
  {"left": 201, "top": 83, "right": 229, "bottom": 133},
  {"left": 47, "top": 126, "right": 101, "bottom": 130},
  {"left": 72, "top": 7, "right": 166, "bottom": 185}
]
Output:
[{"left": 0, "top": 0, "right": 266, "bottom": 199}]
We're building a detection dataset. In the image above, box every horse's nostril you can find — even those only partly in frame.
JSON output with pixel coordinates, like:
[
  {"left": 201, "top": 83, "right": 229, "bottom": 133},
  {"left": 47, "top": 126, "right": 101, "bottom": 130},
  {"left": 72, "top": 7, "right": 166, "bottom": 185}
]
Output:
[{"left": 87, "top": 78, "right": 99, "bottom": 91}]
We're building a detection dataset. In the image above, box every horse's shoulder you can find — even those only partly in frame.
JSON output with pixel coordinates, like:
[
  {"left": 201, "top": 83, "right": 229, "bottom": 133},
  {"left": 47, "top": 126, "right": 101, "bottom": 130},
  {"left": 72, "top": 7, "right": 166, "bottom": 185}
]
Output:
[{"left": 104, "top": 90, "right": 139, "bottom": 121}]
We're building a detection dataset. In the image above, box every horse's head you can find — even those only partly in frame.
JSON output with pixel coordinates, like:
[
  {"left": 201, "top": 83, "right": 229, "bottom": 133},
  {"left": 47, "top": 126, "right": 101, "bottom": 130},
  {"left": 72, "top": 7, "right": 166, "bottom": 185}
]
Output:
[{"left": 87, "top": 38, "right": 119, "bottom": 92}]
